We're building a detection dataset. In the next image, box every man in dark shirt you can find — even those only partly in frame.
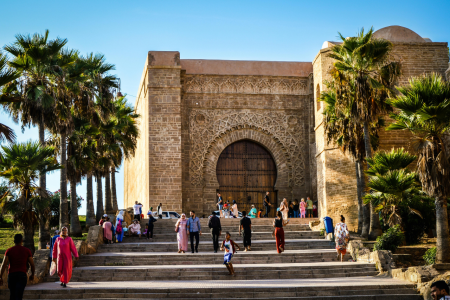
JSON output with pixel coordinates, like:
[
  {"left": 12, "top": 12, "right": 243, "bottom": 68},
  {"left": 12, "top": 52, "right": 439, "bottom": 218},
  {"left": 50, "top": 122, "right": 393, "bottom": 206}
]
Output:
[
  {"left": 263, "top": 192, "right": 272, "bottom": 217},
  {"left": 0, "top": 234, "right": 35, "bottom": 300},
  {"left": 208, "top": 211, "right": 222, "bottom": 253},
  {"left": 239, "top": 211, "right": 252, "bottom": 251}
]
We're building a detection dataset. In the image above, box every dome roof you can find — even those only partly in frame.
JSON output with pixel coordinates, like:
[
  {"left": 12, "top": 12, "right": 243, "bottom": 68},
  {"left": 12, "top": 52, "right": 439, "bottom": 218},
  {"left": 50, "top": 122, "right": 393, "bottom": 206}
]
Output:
[{"left": 373, "top": 26, "right": 425, "bottom": 43}]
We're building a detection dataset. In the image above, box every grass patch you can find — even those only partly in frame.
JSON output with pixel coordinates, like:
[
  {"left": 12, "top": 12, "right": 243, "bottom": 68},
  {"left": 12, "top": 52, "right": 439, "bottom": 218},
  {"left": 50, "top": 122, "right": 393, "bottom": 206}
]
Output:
[{"left": 0, "top": 229, "right": 39, "bottom": 260}]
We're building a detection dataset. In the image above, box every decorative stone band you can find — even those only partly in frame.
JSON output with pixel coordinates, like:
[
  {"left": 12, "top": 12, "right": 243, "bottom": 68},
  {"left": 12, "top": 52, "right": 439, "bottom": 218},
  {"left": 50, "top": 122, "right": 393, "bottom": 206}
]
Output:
[
  {"left": 188, "top": 109, "right": 306, "bottom": 188},
  {"left": 183, "top": 75, "right": 310, "bottom": 95}
]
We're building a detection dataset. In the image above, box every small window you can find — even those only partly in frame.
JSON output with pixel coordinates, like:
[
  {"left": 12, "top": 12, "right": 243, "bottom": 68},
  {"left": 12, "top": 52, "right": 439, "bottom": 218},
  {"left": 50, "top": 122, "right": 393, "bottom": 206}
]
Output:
[{"left": 316, "top": 84, "right": 321, "bottom": 111}]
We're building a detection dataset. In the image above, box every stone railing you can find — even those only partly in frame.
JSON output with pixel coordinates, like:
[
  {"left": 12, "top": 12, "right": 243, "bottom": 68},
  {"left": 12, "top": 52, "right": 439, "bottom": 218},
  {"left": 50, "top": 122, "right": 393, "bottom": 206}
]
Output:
[
  {"left": 347, "top": 240, "right": 396, "bottom": 273},
  {"left": 0, "top": 225, "right": 104, "bottom": 289}
]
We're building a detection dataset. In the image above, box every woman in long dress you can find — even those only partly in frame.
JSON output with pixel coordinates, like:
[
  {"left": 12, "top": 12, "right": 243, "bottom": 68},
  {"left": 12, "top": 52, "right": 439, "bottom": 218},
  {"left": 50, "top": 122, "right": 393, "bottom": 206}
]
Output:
[
  {"left": 116, "top": 211, "right": 124, "bottom": 243},
  {"left": 103, "top": 216, "right": 113, "bottom": 244},
  {"left": 175, "top": 213, "right": 188, "bottom": 253},
  {"left": 52, "top": 227, "right": 79, "bottom": 287},
  {"left": 334, "top": 215, "right": 349, "bottom": 262},
  {"left": 279, "top": 198, "right": 289, "bottom": 221},
  {"left": 232, "top": 200, "right": 238, "bottom": 218}
]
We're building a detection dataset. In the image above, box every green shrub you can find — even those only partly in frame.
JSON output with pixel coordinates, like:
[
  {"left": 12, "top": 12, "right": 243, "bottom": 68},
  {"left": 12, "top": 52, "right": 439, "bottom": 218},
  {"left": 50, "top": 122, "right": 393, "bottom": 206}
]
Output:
[
  {"left": 373, "top": 225, "right": 404, "bottom": 252},
  {"left": 399, "top": 192, "right": 435, "bottom": 245},
  {"left": 319, "top": 228, "right": 325, "bottom": 236},
  {"left": 423, "top": 247, "right": 437, "bottom": 265}
]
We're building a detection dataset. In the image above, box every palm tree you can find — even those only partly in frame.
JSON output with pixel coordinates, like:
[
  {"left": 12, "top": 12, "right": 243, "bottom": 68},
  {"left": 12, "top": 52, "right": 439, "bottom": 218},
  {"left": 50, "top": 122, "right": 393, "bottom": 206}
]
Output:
[
  {"left": 66, "top": 114, "right": 97, "bottom": 236},
  {"left": 364, "top": 148, "right": 421, "bottom": 227},
  {"left": 387, "top": 73, "right": 450, "bottom": 263},
  {"left": 328, "top": 28, "right": 401, "bottom": 239},
  {"left": 108, "top": 95, "right": 139, "bottom": 212},
  {"left": 0, "top": 52, "right": 20, "bottom": 143},
  {"left": 47, "top": 49, "right": 83, "bottom": 229},
  {"left": 321, "top": 75, "right": 383, "bottom": 237},
  {"left": 0, "top": 141, "right": 61, "bottom": 253},
  {"left": 3, "top": 31, "right": 68, "bottom": 248}
]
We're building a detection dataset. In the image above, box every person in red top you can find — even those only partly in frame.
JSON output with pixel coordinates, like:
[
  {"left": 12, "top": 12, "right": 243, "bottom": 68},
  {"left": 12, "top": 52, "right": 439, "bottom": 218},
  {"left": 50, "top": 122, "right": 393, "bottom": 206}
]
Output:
[{"left": 0, "top": 234, "right": 35, "bottom": 300}]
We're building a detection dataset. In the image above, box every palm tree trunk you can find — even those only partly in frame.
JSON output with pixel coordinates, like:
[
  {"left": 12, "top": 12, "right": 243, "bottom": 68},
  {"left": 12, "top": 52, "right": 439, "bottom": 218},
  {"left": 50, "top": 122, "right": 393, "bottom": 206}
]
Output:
[
  {"left": 355, "top": 160, "right": 363, "bottom": 234},
  {"left": 38, "top": 120, "right": 49, "bottom": 249},
  {"left": 360, "top": 160, "right": 370, "bottom": 239},
  {"left": 23, "top": 217, "right": 36, "bottom": 255},
  {"left": 69, "top": 180, "right": 82, "bottom": 237},
  {"left": 95, "top": 175, "right": 103, "bottom": 222},
  {"left": 363, "top": 121, "right": 382, "bottom": 240},
  {"left": 59, "top": 132, "right": 69, "bottom": 229},
  {"left": 111, "top": 169, "right": 118, "bottom": 212},
  {"left": 435, "top": 196, "right": 450, "bottom": 263},
  {"left": 104, "top": 170, "right": 113, "bottom": 214},
  {"left": 38, "top": 213, "right": 50, "bottom": 250},
  {"left": 86, "top": 174, "right": 96, "bottom": 229}
]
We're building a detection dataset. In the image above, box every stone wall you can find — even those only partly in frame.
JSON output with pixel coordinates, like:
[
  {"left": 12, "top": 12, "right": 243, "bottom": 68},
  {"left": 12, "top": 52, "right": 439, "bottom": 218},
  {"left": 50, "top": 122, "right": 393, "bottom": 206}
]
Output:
[
  {"left": 312, "top": 47, "right": 359, "bottom": 231},
  {"left": 180, "top": 71, "right": 315, "bottom": 216},
  {"left": 124, "top": 54, "right": 150, "bottom": 210},
  {"left": 311, "top": 40, "right": 449, "bottom": 232}
]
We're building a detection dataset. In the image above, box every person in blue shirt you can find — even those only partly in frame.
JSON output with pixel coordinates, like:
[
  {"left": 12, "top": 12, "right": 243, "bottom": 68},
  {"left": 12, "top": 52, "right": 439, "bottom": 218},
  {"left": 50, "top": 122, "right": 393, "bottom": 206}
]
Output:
[
  {"left": 49, "top": 230, "right": 60, "bottom": 260},
  {"left": 186, "top": 210, "right": 202, "bottom": 253}
]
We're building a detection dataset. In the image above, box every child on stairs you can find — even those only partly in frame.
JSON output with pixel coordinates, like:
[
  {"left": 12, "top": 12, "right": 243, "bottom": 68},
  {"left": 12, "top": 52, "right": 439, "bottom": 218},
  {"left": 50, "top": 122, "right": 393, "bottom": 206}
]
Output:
[{"left": 220, "top": 232, "right": 240, "bottom": 276}]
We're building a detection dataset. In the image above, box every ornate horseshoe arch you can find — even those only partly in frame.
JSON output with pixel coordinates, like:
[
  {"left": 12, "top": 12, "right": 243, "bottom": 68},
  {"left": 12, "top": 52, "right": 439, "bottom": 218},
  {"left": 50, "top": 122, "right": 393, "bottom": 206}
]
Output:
[{"left": 189, "top": 110, "right": 306, "bottom": 190}]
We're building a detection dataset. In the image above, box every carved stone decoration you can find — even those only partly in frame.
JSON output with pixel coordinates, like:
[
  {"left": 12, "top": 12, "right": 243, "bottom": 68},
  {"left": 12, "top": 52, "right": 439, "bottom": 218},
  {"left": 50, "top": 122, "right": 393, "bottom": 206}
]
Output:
[
  {"left": 184, "top": 75, "right": 309, "bottom": 95},
  {"left": 189, "top": 110, "right": 306, "bottom": 187}
]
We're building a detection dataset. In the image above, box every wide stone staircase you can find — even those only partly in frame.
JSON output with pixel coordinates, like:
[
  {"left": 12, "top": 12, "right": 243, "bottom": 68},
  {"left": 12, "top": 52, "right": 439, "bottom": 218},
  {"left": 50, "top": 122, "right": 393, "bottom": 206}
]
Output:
[{"left": 2, "top": 218, "right": 421, "bottom": 299}]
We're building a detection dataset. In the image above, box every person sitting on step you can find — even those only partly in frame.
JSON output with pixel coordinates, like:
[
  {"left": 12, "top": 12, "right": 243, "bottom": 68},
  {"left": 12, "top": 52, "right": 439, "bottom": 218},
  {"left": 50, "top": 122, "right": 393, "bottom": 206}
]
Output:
[{"left": 128, "top": 220, "right": 142, "bottom": 239}]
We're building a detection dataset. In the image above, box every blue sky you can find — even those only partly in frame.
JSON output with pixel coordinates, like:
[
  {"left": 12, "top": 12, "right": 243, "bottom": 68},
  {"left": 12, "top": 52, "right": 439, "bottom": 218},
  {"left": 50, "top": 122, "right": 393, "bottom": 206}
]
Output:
[{"left": 1, "top": 0, "right": 449, "bottom": 214}]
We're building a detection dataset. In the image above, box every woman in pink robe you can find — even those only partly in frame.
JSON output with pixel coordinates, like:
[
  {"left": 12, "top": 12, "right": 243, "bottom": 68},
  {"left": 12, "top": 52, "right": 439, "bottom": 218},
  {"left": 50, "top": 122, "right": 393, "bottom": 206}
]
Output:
[
  {"left": 103, "top": 217, "right": 113, "bottom": 244},
  {"left": 52, "top": 227, "right": 79, "bottom": 287},
  {"left": 175, "top": 213, "right": 188, "bottom": 253}
]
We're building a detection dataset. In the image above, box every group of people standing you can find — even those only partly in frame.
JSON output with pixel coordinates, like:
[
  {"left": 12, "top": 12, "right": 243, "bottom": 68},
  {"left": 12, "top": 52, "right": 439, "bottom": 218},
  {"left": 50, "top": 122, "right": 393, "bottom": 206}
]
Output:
[{"left": 217, "top": 192, "right": 316, "bottom": 219}]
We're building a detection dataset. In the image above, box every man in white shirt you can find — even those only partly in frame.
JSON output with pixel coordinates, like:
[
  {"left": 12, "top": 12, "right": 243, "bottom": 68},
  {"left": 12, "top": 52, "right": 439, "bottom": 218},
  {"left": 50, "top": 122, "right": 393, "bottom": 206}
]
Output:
[
  {"left": 157, "top": 203, "right": 163, "bottom": 219},
  {"left": 431, "top": 281, "right": 450, "bottom": 300},
  {"left": 133, "top": 201, "right": 143, "bottom": 221}
]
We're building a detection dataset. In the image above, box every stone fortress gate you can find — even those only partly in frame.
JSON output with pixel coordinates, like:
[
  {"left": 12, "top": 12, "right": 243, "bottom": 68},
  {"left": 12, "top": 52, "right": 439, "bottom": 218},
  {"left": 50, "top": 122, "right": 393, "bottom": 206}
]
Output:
[{"left": 124, "top": 26, "right": 450, "bottom": 231}]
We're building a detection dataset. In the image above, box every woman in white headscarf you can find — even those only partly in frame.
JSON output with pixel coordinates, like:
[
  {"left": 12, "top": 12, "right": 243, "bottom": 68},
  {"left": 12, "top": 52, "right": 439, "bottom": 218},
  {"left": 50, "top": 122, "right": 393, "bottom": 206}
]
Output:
[{"left": 115, "top": 211, "right": 125, "bottom": 243}]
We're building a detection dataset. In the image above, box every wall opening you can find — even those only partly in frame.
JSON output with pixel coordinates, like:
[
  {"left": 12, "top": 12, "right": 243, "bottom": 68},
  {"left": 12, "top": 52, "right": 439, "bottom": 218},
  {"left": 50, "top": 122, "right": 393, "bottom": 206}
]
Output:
[{"left": 216, "top": 140, "right": 277, "bottom": 217}]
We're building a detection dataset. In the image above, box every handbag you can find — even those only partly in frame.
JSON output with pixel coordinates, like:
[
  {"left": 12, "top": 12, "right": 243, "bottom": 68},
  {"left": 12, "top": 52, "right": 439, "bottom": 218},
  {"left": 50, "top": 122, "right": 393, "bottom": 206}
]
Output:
[{"left": 49, "top": 261, "right": 57, "bottom": 276}]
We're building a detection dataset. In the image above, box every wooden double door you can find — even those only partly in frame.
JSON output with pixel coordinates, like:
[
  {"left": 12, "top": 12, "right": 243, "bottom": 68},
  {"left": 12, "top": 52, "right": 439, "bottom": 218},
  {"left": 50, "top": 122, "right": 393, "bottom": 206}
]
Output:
[{"left": 216, "top": 140, "right": 277, "bottom": 217}]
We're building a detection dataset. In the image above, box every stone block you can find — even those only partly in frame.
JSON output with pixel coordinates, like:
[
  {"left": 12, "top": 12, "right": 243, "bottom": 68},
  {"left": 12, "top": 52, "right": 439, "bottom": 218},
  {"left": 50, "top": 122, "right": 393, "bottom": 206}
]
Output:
[{"left": 86, "top": 225, "right": 104, "bottom": 254}]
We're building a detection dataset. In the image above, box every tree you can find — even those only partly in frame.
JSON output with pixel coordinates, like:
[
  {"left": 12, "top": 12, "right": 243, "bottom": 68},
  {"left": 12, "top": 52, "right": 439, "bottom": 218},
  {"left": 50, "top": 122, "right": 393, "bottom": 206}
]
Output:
[
  {"left": 364, "top": 148, "right": 422, "bottom": 227},
  {"left": 0, "top": 52, "right": 20, "bottom": 143},
  {"left": 387, "top": 73, "right": 450, "bottom": 263},
  {"left": 0, "top": 141, "right": 61, "bottom": 253},
  {"left": 66, "top": 114, "right": 97, "bottom": 236},
  {"left": 321, "top": 71, "right": 383, "bottom": 237},
  {"left": 328, "top": 28, "right": 401, "bottom": 239},
  {"left": 3, "top": 30, "right": 68, "bottom": 248}
]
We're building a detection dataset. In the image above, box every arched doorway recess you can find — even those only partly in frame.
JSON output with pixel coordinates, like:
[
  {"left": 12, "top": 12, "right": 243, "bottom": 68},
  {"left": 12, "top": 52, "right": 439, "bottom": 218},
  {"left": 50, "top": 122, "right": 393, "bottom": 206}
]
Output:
[{"left": 216, "top": 140, "right": 277, "bottom": 216}]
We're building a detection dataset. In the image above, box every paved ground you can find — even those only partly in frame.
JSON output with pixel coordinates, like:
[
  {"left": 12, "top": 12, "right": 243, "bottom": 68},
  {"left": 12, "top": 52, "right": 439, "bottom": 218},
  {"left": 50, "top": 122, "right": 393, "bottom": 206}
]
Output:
[
  {"left": 99, "top": 239, "right": 330, "bottom": 245},
  {"left": 26, "top": 276, "right": 405, "bottom": 290},
  {"left": 74, "top": 261, "right": 367, "bottom": 270},
  {"left": 87, "top": 248, "right": 336, "bottom": 256}
]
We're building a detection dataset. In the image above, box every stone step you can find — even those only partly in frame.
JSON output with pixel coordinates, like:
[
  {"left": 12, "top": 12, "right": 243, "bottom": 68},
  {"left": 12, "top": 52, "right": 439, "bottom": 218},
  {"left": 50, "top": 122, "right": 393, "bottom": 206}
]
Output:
[
  {"left": 147, "top": 224, "right": 312, "bottom": 232},
  {"left": 118, "top": 231, "right": 322, "bottom": 242},
  {"left": 138, "top": 218, "right": 318, "bottom": 225},
  {"left": 1, "top": 279, "right": 419, "bottom": 300},
  {"left": 76, "top": 250, "right": 343, "bottom": 266},
  {"left": 55, "top": 263, "right": 378, "bottom": 282},
  {"left": 43, "top": 263, "right": 378, "bottom": 282},
  {"left": 95, "top": 239, "right": 332, "bottom": 253}
]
